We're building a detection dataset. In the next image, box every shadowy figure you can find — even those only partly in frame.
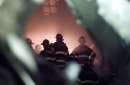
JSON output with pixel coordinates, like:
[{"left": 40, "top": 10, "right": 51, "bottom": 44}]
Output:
[
  {"left": 71, "top": 36, "right": 96, "bottom": 65},
  {"left": 53, "top": 34, "right": 69, "bottom": 68},
  {"left": 25, "top": 38, "right": 34, "bottom": 49},
  {"left": 53, "top": 34, "right": 69, "bottom": 58},
  {"left": 40, "top": 39, "right": 53, "bottom": 58},
  {"left": 71, "top": 36, "right": 98, "bottom": 85}
]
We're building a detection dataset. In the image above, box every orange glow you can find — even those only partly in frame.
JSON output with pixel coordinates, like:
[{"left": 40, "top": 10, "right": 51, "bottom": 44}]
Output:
[{"left": 24, "top": 0, "right": 102, "bottom": 65}]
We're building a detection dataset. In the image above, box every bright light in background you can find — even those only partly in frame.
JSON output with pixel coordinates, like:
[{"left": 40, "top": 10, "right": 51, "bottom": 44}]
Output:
[
  {"left": 24, "top": 6, "right": 91, "bottom": 53},
  {"left": 24, "top": 23, "right": 91, "bottom": 53},
  {"left": 25, "top": 29, "right": 84, "bottom": 53},
  {"left": 24, "top": 0, "right": 102, "bottom": 65}
]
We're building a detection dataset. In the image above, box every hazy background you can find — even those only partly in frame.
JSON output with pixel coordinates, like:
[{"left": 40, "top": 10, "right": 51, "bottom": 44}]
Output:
[{"left": 23, "top": 0, "right": 101, "bottom": 64}]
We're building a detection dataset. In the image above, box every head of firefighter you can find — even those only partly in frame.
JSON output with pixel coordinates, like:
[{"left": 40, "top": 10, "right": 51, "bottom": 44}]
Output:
[
  {"left": 78, "top": 36, "right": 86, "bottom": 45},
  {"left": 56, "top": 34, "right": 64, "bottom": 42},
  {"left": 41, "top": 39, "right": 50, "bottom": 49},
  {"left": 40, "top": 39, "right": 54, "bottom": 58}
]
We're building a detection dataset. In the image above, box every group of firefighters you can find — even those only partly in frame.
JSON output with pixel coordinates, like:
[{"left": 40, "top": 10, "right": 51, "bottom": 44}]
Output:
[
  {"left": 29, "top": 34, "right": 96, "bottom": 67},
  {"left": 26, "top": 33, "right": 98, "bottom": 85}
]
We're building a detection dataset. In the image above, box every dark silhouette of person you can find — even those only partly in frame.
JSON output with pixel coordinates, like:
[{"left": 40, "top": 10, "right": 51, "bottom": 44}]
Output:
[
  {"left": 53, "top": 34, "right": 69, "bottom": 68},
  {"left": 26, "top": 38, "right": 34, "bottom": 49},
  {"left": 71, "top": 36, "right": 96, "bottom": 65},
  {"left": 71, "top": 36, "right": 98, "bottom": 85},
  {"left": 40, "top": 39, "right": 53, "bottom": 58},
  {"left": 78, "top": 64, "right": 99, "bottom": 85}
]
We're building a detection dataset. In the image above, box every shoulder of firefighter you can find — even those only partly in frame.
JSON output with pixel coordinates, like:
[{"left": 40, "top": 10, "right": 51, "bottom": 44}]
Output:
[{"left": 54, "top": 42, "right": 69, "bottom": 55}]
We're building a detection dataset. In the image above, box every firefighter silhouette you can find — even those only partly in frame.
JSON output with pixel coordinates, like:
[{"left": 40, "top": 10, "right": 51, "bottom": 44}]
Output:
[
  {"left": 71, "top": 36, "right": 96, "bottom": 65},
  {"left": 53, "top": 34, "right": 69, "bottom": 68},
  {"left": 26, "top": 38, "right": 34, "bottom": 49},
  {"left": 40, "top": 39, "right": 53, "bottom": 58},
  {"left": 71, "top": 36, "right": 98, "bottom": 85}
]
